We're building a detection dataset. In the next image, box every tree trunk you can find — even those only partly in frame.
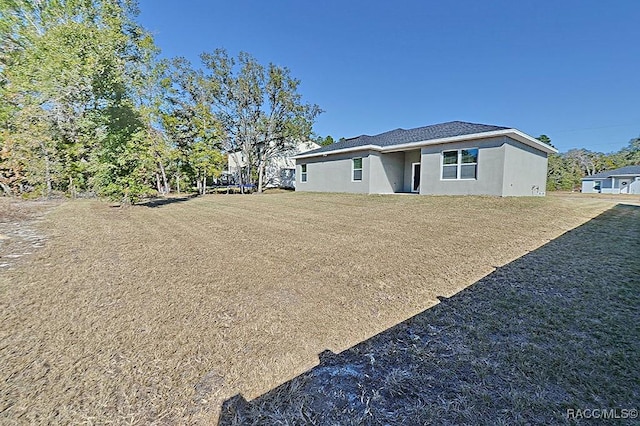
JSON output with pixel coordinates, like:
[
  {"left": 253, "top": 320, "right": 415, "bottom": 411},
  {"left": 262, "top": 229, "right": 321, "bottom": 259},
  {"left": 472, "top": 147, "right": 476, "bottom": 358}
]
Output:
[
  {"left": 257, "top": 160, "right": 265, "bottom": 193},
  {"left": 45, "top": 164, "right": 52, "bottom": 197},
  {"left": 201, "top": 169, "right": 206, "bottom": 195},
  {"left": 158, "top": 161, "right": 170, "bottom": 194},
  {"left": 42, "top": 143, "right": 52, "bottom": 198},
  {"left": 238, "top": 165, "right": 245, "bottom": 194},
  {"left": 198, "top": 170, "right": 206, "bottom": 196},
  {"left": 176, "top": 174, "right": 180, "bottom": 194},
  {"left": 156, "top": 173, "right": 162, "bottom": 194},
  {"left": 69, "top": 176, "right": 75, "bottom": 199}
]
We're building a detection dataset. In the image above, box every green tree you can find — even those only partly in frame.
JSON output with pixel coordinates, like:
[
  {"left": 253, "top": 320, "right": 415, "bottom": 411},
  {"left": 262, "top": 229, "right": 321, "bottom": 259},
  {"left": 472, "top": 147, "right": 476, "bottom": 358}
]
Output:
[
  {"left": 540, "top": 133, "right": 640, "bottom": 192},
  {"left": 191, "top": 141, "right": 225, "bottom": 194},
  {"left": 546, "top": 153, "right": 578, "bottom": 191},
  {"left": 315, "top": 135, "right": 335, "bottom": 146},
  {"left": 621, "top": 136, "right": 640, "bottom": 164},
  {"left": 200, "top": 49, "right": 321, "bottom": 193},
  {"left": 536, "top": 134, "right": 554, "bottom": 147},
  {"left": 1, "top": 3, "right": 323, "bottom": 201},
  {"left": 130, "top": 52, "right": 175, "bottom": 195},
  {"left": 0, "top": 0, "right": 160, "bottom": 203},
  {"left": 163, "top": 57, "right": 224, "bottom": 193},
  {"left": 90, "top": 106, "right": 153, "bottom": 205}
]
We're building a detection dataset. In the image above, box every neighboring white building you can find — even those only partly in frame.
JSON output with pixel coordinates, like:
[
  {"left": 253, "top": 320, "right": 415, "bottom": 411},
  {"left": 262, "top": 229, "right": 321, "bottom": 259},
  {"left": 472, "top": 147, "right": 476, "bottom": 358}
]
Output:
[{"left": 227, "top": 140, "right": 321, "bottom": 188}]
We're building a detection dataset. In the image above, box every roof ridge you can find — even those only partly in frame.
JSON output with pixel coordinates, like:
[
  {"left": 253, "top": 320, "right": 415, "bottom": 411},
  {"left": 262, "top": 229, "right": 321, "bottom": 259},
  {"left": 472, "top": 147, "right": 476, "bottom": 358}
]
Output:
[
  {"left": 582, "top": 164, "right": 640, "bottom": 179},
  {"left": 298, "top": 121, "right": 524, "bottom": 157}
]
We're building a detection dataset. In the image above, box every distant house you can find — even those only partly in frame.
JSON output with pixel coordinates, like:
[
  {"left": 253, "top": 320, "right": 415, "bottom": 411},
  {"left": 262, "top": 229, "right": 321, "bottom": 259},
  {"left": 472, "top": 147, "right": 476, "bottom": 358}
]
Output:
[
  {"left": 228, "top": 140, "right": 321, "bottom": 189},
  {"left": 293, "top": 121, "right": 557, "bottom": 197},
  {"left": 581, "top": 166, "right": 640, "bottom": 194}
]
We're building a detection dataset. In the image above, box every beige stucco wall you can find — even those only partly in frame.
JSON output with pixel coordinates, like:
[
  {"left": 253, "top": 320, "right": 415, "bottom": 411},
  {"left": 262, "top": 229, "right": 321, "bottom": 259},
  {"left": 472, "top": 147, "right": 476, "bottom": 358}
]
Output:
[
  {"left": 297, "top": 136, "right": 550, "bottom": 196},
  {"left": 369, "top": 151, "right": 404, "bottom": 193},
  {"left": 581, "top": 180, "right": 598, "bottom": 193},
  {"left": 419, "top": 137, "right": 506, "bottom": 196},
  {"left": 296, "top": 150, "right": 404, "bottom": 194},
  {"left": 296, "top": 151, "right": 371, "bottom": 193},
  {"left": 501, "top": 139, "right": 548, "bottom": 196}
]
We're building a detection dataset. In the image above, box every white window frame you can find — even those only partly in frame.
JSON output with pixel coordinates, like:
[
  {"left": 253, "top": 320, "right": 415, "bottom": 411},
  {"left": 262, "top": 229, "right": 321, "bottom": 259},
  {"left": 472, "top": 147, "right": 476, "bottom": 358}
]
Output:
[
  {"left": 441, "top": 148, "right": 478, "bottom": 180},
  {"left": 352, "top": 157, "right": 363, "bottom": 182},
  {"left": 300, "top": 164, "right": 307, "bottom": 183}
]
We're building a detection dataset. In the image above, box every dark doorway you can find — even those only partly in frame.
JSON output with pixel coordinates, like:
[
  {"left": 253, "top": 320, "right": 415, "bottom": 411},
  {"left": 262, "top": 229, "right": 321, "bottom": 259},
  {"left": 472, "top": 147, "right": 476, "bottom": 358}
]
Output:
[{"left": 412, "top": 163, "right": 421, "bottom": 192}]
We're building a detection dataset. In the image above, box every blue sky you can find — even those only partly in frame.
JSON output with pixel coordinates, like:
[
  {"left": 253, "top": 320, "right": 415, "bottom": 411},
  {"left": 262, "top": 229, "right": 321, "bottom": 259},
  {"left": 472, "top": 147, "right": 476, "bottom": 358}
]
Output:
[{"left": 137, "top": 0, "right": 639, "bottom": 154}]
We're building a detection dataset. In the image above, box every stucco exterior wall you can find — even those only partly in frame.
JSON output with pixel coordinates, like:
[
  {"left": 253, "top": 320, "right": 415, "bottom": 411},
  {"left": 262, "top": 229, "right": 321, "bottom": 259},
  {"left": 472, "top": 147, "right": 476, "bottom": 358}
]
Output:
[
  {"left": 369, "top": 152, "right": 404, "bottom": 193},
  {"left": 581, "top": 180, "right": 598, "bottom": 193},
  {"left": 501, "top": 139, "right": 548, "bottom": 196},
  {"left": 296, "top": 151, "right": 371, "bottom": 193},
  {"left": 419, "top": 137, "right": 506, "bottom": 196},
  {"left": 582, "top": 177, "right": 617, "bottom": 194},
  {"left": 402, "top": 150, "right": 421, "bottom": 193},
  {"left": 296, "top": 136, "right": 551, "bottom": 196}
]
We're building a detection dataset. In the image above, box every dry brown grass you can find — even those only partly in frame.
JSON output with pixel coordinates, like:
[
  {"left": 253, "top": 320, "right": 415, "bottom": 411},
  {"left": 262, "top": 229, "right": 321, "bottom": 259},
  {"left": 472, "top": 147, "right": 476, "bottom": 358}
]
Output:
[
  {"left": 0, "top": 192, "right": 629, "bottom": 424},
  {"left": 219, "top": 202, "right": 640, "bottom": 425}
]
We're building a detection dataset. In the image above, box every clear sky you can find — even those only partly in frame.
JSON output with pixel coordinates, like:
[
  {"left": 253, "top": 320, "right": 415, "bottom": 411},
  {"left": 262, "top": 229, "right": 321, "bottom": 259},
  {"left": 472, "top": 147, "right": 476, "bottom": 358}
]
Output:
[{"left": 137, "top": 0, "right": 639, "bottom": 154}]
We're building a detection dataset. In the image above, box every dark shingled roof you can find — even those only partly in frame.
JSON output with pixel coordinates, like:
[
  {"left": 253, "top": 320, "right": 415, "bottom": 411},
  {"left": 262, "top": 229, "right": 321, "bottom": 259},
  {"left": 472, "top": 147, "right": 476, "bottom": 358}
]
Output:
[
  {"left": 304, "top": 121, "right": 510, "bottom": 156},
  {"left": 582, "top": 165, "right": 640, "bottom": 179}
]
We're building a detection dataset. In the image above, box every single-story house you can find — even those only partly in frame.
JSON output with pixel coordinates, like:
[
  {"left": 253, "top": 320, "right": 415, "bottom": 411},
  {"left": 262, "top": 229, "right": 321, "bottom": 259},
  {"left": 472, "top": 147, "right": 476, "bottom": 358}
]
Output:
[
  {"left": 293, "top": 121, "right": 557, "bottom": 196},
  {"left": 581, "top": 165, "right": 640, "bottom": 194},
  {"left": 228, "top": 140, "right": 320, "bottom": 189}
]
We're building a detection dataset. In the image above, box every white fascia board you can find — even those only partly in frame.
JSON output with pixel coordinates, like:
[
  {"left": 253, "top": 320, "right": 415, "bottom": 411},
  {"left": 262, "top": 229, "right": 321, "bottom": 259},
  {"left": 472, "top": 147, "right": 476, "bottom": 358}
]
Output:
[
  {"left": 293, "top": 144, "right": 381, "bottom": 160},
  {"left": 294, "top": 129, "right": 558, "bottom": 160},
  {"left": 507, "top": 129, "right": 559, "bottom": 154},
  {"left": 583, "top": 174, "right": 640, "bottom": 180}
]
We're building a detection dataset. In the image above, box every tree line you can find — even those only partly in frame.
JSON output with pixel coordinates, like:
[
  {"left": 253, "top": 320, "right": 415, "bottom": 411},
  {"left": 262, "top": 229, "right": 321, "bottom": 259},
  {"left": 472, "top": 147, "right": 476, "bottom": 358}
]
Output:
[
  {"left": 540, "top": 135, "right": 640, "bottom": 191},
  {"left": 1, "top": 0, "right": 320, "bottom": 204},
  {"left": 1, "top": 2, "right": 638, "bottom": 204}
]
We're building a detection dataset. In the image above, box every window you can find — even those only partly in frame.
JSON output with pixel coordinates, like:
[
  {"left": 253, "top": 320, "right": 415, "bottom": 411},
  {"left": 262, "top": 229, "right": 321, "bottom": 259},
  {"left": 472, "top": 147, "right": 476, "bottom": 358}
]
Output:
[
  {"left": 441, "top": 148, "right": 478, "bottom": 180},
  {"left": 593, "top": 180, "right": 601, "bottom": 191},
  {"left": 300, "top": 164, "right": 307, "bottom": 182},
  {"left": 352, "top": 158, "right": 363, "bottom": 181}
]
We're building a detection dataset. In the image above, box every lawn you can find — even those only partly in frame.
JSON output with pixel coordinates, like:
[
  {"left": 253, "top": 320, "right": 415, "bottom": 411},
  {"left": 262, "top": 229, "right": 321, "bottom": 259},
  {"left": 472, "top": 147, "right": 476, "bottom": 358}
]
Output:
[{"left": 0, "top": 192, "right": 637, "bottom": 424}]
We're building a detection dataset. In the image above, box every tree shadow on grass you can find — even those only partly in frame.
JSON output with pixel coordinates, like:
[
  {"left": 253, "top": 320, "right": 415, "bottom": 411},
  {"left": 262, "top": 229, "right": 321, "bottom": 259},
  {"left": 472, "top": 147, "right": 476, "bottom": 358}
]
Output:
[
  {"left": 137, "top": 195, "right": 198, "bottom": 208},
  {"left": 218, "top": 204, "right": 640, "bottom": 425}
]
